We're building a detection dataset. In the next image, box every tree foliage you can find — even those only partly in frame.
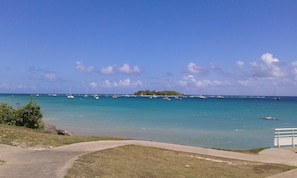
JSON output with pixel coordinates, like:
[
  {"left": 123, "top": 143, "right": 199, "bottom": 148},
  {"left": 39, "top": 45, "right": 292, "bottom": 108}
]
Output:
[
  {"left": 0, "top": 101, "right": 44, "bottom": 129},
  {"left": 135, "top": 90, "right": 181, "bottom": 96}
]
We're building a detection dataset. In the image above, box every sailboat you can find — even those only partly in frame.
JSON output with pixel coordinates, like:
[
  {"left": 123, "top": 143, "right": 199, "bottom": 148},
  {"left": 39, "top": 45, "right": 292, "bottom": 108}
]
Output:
[
  {"left": 67, "top": 95, "right": 75, "bottom": 99},
  {"left": 67, "top": 88, "right": 75, "bottom": 99},
  {"left": 163, "top": 96, "right": 171, "bottom": 101},
  {"left": 272, "top": 87, "right": 280, "bottom": 100},
  {"left": 198, "top": 89, "right": 206, "bottom": 99},
  {"left": 198, "top": 95, "right": 207, "bottom": 99}
]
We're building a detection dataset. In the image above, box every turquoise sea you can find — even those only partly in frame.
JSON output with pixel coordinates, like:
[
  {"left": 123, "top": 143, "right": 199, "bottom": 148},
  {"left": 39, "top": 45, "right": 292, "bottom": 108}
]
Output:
[{"left": 1, "top": 94, "right": 296, "bottom": 150}]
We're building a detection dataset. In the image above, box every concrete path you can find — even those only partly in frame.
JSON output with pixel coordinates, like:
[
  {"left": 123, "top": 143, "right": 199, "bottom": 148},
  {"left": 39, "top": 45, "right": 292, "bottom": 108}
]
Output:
[{"left": 0, "top": 140, "right": 297, "bottom": 178}]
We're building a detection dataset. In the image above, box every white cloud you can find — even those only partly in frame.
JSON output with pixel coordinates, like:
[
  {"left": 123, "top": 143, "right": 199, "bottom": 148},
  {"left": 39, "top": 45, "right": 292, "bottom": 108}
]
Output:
[
  {"left": 100, "top": 65, "right": 115, "bottom": 75},
  {"left": 236, "top": 61, "right": 245, "bottom": 69},
  {"left": 118, "top": 64, "right": 141, "bottom": 74},
  {"left": 103, "top": 80, "right": 113, "bottom": 87},
  {"left": 76, "top": 61, "right": 94, "bottom": 73},
  {"left": 119, "top": 78, "right": 131, "bottom": 86},
  {"left": 250, "top": 53, "right": 285, "bottom": 78},
  {"left": 179, "top": 75, "right": 196, "bottom": 86},
  {"left": 237, "top": 79, "right": 252, "bottom": 87},
  {"left": 88, "top": 82, "right": 97, "bottom": 89},
  {"left": 44, "top": 73, "right": 56, "bottom": 80},
  {"left": 16, "top": 84, "right": 26, "bottom": 89},
  {"left": 99, "top": 64, "right": 142, "bottom": 75},
  {"left": 196, "top": 80, "right": 222, "bottom": 88},
  {"left": 291, "top": 61, "right": 297, "bottom": 79},
  {"left": 262, "top": 53, "right": 279, "bottom": 63},
  {"left": 103, "top": 78, "right": 142, "bottom": 88},
  {"left": 178, "top": 75, "right": 222, "bottom": 88},
  {"left": 186, "top": 63, "right": 207, "bottom": 76},
  {"left": 0, "top": 83, "right": 8, "bottom": 88}
]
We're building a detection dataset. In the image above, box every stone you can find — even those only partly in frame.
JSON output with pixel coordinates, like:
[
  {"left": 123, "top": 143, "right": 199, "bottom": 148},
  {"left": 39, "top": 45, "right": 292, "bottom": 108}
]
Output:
[
  {"left": 56, "top": 129, "right": 72, "bottom": 136},
  {"left": 43, "top": 123, "right": 58, "bottom": 134}
]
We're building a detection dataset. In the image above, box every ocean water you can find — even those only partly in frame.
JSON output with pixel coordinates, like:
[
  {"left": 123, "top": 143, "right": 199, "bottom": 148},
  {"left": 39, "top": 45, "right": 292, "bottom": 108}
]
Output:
[{"left": 1, "top": 94, "right": 296, "bottom": 150}]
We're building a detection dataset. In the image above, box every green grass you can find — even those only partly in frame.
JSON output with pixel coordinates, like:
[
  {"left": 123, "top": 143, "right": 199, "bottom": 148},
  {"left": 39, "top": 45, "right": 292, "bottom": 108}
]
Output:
[
  {"left": 0, "top": 124, "right": 123, "bottom": 148},
  {"left": 1, "top": 124, "right": 296, "bottom": 178},
  {"left": 66, "top": 145, "right": 295, "bottom": 178}
]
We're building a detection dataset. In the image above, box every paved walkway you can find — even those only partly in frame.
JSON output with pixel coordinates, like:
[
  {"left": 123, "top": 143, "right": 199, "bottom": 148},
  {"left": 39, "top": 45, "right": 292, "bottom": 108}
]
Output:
[{"left": 0, "top": 140, "right": 297, "bottom": 178}]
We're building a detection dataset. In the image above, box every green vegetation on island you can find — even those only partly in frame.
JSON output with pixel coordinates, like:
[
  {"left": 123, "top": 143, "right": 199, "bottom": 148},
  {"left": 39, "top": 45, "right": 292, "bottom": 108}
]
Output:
[{"left": 134, "top": 90, "right": 181, "bottom": 96}]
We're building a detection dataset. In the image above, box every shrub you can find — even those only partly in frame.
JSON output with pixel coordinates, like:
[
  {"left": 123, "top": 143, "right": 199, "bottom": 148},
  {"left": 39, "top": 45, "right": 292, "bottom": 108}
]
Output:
[
  {"left": 16, "top": 101, "right": 44, "bottom": 129},
  {"left": 0, "top": 103, "right": 17, "bottom": 125},
  {"left": 0, "top": 101, "right": 44, "bottom": 129}
]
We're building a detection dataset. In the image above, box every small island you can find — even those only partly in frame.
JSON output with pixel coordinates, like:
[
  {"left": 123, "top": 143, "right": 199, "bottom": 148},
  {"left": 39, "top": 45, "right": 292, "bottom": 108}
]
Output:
[{"left": 134, "top": 90, "right": 181, "bottom": 96}]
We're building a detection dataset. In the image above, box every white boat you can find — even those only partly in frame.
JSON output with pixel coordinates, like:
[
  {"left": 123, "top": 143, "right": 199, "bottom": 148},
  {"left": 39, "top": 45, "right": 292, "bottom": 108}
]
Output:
[
  {"left": 67, "top": 88, "right": 74, "bottom": 98},
  {"left": 163, "top": 97, "right": 171, "bottom": 101},
  {"left": 262, "top": 116, "right": 278, "bottom": 120},
  {"left": 198, "top": 89, "right": 206, "bottom": 99},
  {"left": 67, "top": 95, "right": 75, "bottom": 99},
  {"left": 272, "top": 87, "right": 280, "bottom": 100},
  {"left": 94, "top": 95, "right": 99, "bottom": 100},
  {"left": 198, "top": 95, "right": 207, "bottom": 99}
]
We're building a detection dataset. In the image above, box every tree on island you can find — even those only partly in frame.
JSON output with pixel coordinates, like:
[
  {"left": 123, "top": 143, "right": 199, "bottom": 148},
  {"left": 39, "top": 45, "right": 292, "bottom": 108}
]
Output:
[{"left": 134, "top": 90, "right": 181, "bottom": 96}]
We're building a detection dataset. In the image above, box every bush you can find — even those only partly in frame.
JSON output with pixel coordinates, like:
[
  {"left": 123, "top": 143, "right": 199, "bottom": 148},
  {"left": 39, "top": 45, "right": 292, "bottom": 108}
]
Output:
[
  {"left": 16, "top": 101, "right": 44, "bottom": 129},
  {"left": 0, "top": 101, "right": 44, "bottom": 129},
  {"left": 0, "top": 103, "right": 17, "bottom": 125}
]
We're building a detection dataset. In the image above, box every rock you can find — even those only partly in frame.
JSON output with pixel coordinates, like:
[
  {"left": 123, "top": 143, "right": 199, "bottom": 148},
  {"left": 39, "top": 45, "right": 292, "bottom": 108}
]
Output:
[
  {"left": 43, "top": 122, "right": 72, "bottom": 136},
  {"left": 43, "top": 123, "right": 58, "bottom": 134},
  {"left": 56, "top": 129, "right": 72, "bottom": 136}
]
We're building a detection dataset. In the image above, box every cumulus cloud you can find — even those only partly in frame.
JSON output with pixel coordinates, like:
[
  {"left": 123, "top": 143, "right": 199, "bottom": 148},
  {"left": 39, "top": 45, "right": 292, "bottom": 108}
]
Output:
[
  {"left": 44, "top": 73, "right": 56, "bottom": 81},
  {"left": 0, "top": 83, "right": 8, "bottom": 88},
  {"left": 88, "top": 82, "right": 97, "bottom": 89},
  {"left": 100, "top": 65, "right": 115, "bottom": 75},
  {"left": 179, "top": 75, "right": 222, "bottom": 88},
  {"left": 237, "top": 79, "right": 253, "bottom": 87},
  {"left": 236, "top": 61, "right": 245, "bottom": 69},
  {"left": 76, "top": 61, "right": 94, "bottom": 73},
  {"left": 119, "top": 78, "right": 132, "bottom": 86},
  {"left": 291, "top": 61, "right": 297, "bottom": 79},
  {"left": 16, "top": 84, "right": 27, "bottom": 89},
  {"left": 250, "top": 53, "right": 285, "bottom": 78},
  {"left": 103, "top": 80, "right": 113, "bottom": 87},
  {"left": 186, "top": 63, "right": 207, "bottom": 76},
  {"left": 118, "top": 64, "right": 141, "bottom": 74},
  {"left": 103, "top": 78, "right": 142, "bottom": 88},
  {"left": 100, "top": 64, "right": 141, "bottom": 75}
]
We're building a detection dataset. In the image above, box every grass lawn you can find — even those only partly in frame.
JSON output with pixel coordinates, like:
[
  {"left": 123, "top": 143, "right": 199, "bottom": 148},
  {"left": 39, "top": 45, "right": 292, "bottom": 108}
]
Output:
[
  {"left": 0, "top": 124, "right": 295, "bottom": 177},
  {"left": 66, "top": 145, "right": 295, "bottom": 178},
  {"left": 0, "top": 124, "right": 122, "bottom": 148}
]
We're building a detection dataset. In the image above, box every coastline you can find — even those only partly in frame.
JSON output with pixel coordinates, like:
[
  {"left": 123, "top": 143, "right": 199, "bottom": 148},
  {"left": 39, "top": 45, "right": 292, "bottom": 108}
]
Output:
[{"left": 2, "top": 94, "right": 297, "bottom": 150}]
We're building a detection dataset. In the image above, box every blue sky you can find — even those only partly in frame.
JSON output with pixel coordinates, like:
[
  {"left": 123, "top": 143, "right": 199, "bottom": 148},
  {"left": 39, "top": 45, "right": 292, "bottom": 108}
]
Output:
[{"left": 0, "top": 0, "right": 296, "bottom": 95}]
